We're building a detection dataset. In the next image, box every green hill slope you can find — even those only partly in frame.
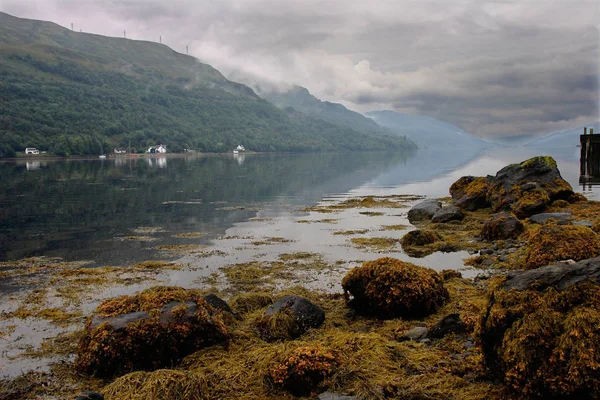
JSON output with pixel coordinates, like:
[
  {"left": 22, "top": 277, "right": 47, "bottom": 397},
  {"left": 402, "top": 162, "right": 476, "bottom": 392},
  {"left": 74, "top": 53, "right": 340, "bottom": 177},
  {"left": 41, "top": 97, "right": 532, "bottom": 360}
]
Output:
[
  {"left": 0, "top": 12, "right": 415, "bottom": 157},
  {"left": 260, "top": 86, "right": 394, "bottom": 137}
]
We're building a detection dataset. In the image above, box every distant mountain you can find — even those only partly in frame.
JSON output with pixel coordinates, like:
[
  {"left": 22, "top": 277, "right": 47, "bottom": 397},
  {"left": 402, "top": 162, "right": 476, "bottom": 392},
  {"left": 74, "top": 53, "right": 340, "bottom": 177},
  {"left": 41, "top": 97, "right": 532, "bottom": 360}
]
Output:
[
  {"left": 0, "top": 12, "right": 415, "bottom": 157},
  {"left": 525, "top": 123, "right": 600, "bottom": 148},
  {"left": 365, "top": 110, "right": 491, "bottom": 149},
  {"left": 259, "top": 85, "right": 394, "bottom": 138}
]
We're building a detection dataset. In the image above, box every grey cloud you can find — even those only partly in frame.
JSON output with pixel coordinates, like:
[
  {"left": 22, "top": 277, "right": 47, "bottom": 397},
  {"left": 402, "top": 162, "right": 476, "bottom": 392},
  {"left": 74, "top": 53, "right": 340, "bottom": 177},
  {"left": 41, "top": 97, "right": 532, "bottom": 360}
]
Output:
[{"left": 0, "top": 0, "right": 598, "bottom": 138}]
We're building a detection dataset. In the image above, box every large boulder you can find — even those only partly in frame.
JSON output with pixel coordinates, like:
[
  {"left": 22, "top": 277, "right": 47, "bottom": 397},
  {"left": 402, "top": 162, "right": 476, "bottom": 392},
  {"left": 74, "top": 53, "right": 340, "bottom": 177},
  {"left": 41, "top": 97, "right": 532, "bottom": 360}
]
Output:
[
  {"left": 524, "top": 223, "right": 600, "bottom": 269},
  {"left": 480, "top": 212, "right": 523, "bottom": 241},
  {"left": 478, "top": 258, "right": 600, "bottom": 398},
  {"left": 341, "top": 257, "right": 449, "bottom": 319},
  {"left": 450, "top": 157, "right": 574, "bottom": 218},
  {"left": 431, "top": 206, "right": 464, "bottom": 223},
  {"left": 450, "top": 176, "right": 492, "bottom": 211},
  {"left": 486, "top": 156, "right": 574, "bottom": 218},
  {"left": 75, "top": 286, "right": 229, "bottom": 378},
  {"left": 407, "top": 200, "right": 442, "bottom": 224},
  {"left": 256, "top": 295, "right": 325, "bottom": 341}
]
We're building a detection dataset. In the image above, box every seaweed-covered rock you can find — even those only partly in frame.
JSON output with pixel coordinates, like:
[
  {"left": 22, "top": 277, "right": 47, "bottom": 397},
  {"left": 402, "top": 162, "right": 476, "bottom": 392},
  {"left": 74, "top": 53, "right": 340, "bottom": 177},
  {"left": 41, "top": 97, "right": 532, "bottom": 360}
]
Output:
[
  {"left": 487, "top": 156, "right": 574, "bottom": 218},
  {"left": 400, "top": 229, "right": 441, "bottom": 247},
  {"left": 102, "top": 369, "right": 207, "bottom": 400},
  {"left": 75, "top": 286, "right": 229, "bottom": 378},
  {"left": 478, "top": 259, "right": 600, "bottom": 398},
  {"left": 524, "top": 223, "right": 600, "bottom": 269},
  {"left": 431, "top": 206, "right": 464, "bottom": 223},
  {"left": 450, "top": 176, "right": 491, "bottom": 211},
  {"left": 528, "top": 212, "right": 573, "bottom": 225},
  {"left": 480, "top": 212, "right": 523, "bottom": 241},
  {"left": 270, "top": 346, "right": 338, "bottom": 396},
  {"left": 407, "top": 200, "right": 442, "bottom": 224},
  {"left": 342, "top": 257, "right": 449, "bottom": 318},
  {"left": 429, "top": 313, "right": 467, "bottom": 338},
  {"left": 439, "top": 269, "right": 463, "bottom": 281},
  {"left": 256, "top": 295, "right": 325, "bottom": 341}
]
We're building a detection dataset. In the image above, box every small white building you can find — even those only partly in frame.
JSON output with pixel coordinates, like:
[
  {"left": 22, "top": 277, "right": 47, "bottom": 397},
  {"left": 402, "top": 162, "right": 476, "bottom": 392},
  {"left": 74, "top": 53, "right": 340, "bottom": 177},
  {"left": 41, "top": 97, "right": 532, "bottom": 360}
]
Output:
[
  {"left": 25, "top": 148, "right": 39, "bottom": 155},
  {"left": 233, "top": 145, "right": 245, "bottom": 154},
  {"left": 147, "top": 144, "right": 167, "bottom": 154}
]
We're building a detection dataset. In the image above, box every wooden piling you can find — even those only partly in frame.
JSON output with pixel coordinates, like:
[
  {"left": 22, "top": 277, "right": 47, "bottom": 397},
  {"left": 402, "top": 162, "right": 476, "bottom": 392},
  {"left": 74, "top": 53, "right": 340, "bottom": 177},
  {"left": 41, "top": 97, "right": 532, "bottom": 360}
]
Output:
[{"left": 580, "top": 128, "right": 600, "bottom": 177}]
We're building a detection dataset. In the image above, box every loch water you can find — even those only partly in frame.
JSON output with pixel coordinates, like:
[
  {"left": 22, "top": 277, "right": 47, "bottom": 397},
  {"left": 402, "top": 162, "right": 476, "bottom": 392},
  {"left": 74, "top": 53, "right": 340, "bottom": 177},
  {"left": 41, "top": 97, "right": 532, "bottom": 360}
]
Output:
[{"left": 0, "top": 146, "right": 595, "bottom": 266}]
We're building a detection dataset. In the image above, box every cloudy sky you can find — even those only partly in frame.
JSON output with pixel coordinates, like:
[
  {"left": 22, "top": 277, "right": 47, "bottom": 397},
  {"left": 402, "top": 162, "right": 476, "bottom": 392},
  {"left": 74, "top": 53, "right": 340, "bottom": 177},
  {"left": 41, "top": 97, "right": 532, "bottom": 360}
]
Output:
[{"left": 1, "top": 0, "right": 599, "bottom": 139}]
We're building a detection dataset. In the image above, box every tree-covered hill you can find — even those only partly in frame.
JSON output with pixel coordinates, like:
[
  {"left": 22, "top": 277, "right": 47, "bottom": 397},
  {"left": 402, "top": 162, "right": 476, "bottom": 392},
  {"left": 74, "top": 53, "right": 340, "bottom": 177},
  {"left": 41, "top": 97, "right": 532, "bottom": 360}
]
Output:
[
  {"left": 0, "top": 12, "right": 415, "bottom": 157},
  {"left": 259, "top": 85, "right": 393, "bottom": 138}
]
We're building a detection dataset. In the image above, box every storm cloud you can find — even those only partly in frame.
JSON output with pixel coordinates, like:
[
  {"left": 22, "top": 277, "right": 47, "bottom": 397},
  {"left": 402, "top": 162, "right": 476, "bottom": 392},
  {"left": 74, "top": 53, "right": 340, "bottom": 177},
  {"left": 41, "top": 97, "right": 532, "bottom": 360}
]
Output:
[{"left": 1, "top": 0, "right": 598, "bottom": 139}]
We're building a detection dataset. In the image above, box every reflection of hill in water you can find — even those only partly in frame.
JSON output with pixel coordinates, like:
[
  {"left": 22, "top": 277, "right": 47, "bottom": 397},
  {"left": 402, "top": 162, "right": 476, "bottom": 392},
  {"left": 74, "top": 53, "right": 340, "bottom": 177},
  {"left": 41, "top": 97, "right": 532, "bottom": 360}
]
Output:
[
  {"left": 366, "top": 148, "right": 486, "bottom": 188},
  {"left": 0, "top": 151, "right": 414, "bottom": 263}
]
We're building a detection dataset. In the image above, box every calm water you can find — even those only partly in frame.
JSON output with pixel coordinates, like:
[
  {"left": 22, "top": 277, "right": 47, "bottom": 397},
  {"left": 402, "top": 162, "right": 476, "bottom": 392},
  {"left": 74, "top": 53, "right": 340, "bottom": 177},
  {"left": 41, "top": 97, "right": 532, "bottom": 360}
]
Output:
[{"left": 0, "top": 147, "right": 595, "bottom": 266}]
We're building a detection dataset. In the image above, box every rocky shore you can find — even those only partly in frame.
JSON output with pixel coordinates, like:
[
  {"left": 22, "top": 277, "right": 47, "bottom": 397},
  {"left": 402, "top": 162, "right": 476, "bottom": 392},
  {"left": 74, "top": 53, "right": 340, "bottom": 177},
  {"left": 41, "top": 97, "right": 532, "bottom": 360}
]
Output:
[{"left": 2, "top": 156, "right": 600, "bottom": 399}]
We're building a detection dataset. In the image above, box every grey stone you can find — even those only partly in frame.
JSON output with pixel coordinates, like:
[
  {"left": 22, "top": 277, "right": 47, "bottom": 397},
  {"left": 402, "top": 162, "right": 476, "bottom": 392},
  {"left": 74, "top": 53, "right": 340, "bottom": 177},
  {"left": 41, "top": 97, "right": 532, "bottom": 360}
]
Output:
[
  {"left": 264, "top": 295, "right": 325, "bottom": 333},
  {"left": 74, "top": 392, "right": 104, "bottom": 400},
  {"left": 573, "top": 220, "right": 594, "bottom": 227},
  {"left": 481, "top": 212, "right": 524, "bottom": 241},
  {"left": 502, "top": 256, "right": 600, "bottom": 291},
  {"left": 318, "top": 392, "right": 358, "bottom": 400},
  {"left": 431, "top": 206, "right": 465, "bottom": 223},
  {"left": 407, "top": 200, "right": 442, "bottom": 224},
  {"left": 399, "top": 326, "right": 429, "bottom": 341},
  {"left": 529, "top": 212, "right": 572, "bottom": 225},
  {"left": 203, "top": 293, "right": 236, "bottom": 316},
  {"left": 430, "top": 313, "right": 467, "bottom": 338},
  {"left": 481, "top": 258, "right": 494, "bottom": 266}
]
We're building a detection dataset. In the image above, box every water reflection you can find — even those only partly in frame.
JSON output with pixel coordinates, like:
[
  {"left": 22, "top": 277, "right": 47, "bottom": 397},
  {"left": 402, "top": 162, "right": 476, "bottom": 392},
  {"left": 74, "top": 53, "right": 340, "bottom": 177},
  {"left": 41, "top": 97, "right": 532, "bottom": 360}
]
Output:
[
  {"left": 0, "top": 152, "right": 413, "bottom": 264},
  {"left": 233, "top": 153, "right": 245, "bottom": 165}
]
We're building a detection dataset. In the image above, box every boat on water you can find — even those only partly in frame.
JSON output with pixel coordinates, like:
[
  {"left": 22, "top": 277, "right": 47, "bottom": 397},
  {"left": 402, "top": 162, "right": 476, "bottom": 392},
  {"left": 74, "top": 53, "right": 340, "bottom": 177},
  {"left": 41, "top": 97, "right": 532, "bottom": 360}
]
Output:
[{"left": 99, "top": 154, "right": 107, "bottom": 159}]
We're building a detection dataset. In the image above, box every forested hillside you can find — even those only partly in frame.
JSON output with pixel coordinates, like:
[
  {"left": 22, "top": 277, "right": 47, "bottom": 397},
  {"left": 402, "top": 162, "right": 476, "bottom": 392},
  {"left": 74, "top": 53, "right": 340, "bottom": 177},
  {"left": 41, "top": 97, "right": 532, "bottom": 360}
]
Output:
[{"left": 0, "top": 12, "right": 415, "bottom": 157}]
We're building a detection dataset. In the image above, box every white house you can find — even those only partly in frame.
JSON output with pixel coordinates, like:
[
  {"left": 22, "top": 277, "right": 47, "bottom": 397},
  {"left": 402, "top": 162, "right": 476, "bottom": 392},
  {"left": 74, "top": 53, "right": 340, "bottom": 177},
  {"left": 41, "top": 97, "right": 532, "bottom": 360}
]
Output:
[
  {"left": 147, "top": 144, "right": 167, "bottom": 154},
  {"left": 25, "top": 148, "right": 39, "bottom": 155}
]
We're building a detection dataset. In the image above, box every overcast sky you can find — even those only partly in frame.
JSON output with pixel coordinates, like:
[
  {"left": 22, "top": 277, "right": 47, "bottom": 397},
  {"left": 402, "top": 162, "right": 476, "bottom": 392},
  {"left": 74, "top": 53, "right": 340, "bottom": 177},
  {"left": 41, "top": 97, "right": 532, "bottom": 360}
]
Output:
[{"left": 1, "top": 0, "right": 599, "bottom": 138}]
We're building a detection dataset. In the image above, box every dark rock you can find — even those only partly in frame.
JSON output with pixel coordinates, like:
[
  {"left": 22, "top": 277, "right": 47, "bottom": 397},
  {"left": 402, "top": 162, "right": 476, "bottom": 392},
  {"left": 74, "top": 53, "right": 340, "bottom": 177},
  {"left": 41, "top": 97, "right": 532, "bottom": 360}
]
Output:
[
  {"left": 487, "top": 156, "right": 574, "bottom": 218},
  {"left": 529, "top": 212, "right": 572, "bottom": 225},
  {"left": 480, "top": 258, "right": 494, "bottom": 266},
  {"left": 318, "top": 392, "right": 358, "bottom": 400},
  {"left": 257, "top": 295, "right": 325, "bottom": 341},
  {"left": 429, "top": 313, "right": 467, "bottom": 338},
  {"left": 480, "top": 249, "right": 494, "bottom": 255},
  {"left": 90, "top": 311, "right": 149, "bottom": 330},
  {"left": 450, "top": 176, "right": 493, "bottom": 211},
  {"left": 203, "top": 294, "right": 236, "bottom": 315},
  {"left": 407, "top": 200, "right": 442, "bottom": 224},
  {"left": 431, "top": 206, "right": 464, "bottom": 223},
  {"left": 74, "top": 392, "right": 104, "bottom": 400},
  {"left": 481, "top": 212, "right": 523, "bottom": 241},
  {"left": 399, "top": 326, "right": 429, "bottom": 341}
]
